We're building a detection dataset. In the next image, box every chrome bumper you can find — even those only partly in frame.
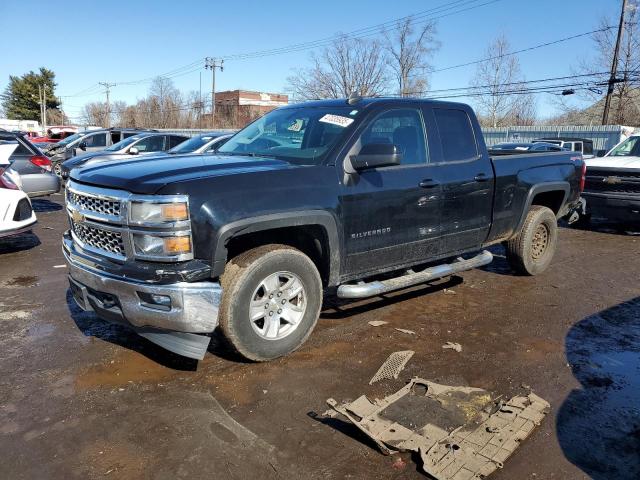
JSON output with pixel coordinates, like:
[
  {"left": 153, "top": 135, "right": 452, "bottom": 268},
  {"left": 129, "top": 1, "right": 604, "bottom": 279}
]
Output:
[{"left": 64, "top": 247, "right": 222, "bottom": 334}]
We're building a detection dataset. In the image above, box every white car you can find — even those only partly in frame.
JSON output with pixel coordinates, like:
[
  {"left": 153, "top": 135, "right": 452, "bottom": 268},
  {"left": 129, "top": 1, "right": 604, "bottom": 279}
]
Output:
[
  {"left": 0, "top": 144, "right": 37, "bottom": 237},
  {"left": 581, "top": 135, "right": 640, "bottom": 224}
]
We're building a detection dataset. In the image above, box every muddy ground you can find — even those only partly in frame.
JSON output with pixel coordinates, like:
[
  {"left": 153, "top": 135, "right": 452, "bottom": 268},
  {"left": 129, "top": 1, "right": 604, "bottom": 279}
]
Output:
[{"left": 0, "top": 195, "right": 638, "bottom": 480}]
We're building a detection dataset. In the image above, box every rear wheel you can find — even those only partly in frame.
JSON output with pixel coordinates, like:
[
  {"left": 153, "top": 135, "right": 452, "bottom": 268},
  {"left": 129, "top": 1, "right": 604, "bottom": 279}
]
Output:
[
  {"left": 506, "top": 206, "right": 558, "bottom": 275},
  {"left": 219, "top": 245, "right": 323, "bottom": 361},
  {"left": 53, "top": 162, "right": 62, "bottom": 178}
]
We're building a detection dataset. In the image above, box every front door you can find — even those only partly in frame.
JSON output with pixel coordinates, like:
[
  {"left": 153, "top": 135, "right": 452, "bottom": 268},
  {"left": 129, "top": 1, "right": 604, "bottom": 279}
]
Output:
[{"left": 339, "top": 107, "right": 442, "bottom": 278}]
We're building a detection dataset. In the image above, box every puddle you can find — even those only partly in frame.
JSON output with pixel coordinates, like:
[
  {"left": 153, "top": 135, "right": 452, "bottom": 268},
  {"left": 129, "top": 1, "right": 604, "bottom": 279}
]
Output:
[
  {"left": 4, "top": 275, "right": 39, "bottom": 288},
  {"left": 75, "top": 350, "right": 178, "bottom": 389},
  {"left": 26, "top": 323, "right": 56, "bottom": 338},
  {"left": 558, "top": 297, "right": 640, "bottom": 479}
]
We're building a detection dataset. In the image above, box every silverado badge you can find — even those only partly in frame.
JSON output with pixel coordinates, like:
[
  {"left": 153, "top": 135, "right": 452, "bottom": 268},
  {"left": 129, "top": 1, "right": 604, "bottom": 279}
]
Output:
[
  {"left": 603, "top": 176, "right": 622, "bottom": 185},
  {"left": 71, "top": 210, "right": 85, "bottom": 223}
]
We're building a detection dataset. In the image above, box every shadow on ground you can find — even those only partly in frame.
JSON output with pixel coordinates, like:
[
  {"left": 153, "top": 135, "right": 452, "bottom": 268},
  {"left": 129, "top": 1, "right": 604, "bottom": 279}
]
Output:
[
  {"left": 31, "top": 198, "right": 63, "bottom": 212},
  {"left": 0, "top": 231, "right": 40, "bottom": 254},
  {"left": 557, "top": 296, "right": 640, "bottom": 479}
]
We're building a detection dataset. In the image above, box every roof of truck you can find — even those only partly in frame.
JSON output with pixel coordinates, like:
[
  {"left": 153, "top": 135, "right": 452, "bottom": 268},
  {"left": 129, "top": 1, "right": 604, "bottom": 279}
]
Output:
[{"left": 285, "top": 97, "right": 471, "bottom": 110}]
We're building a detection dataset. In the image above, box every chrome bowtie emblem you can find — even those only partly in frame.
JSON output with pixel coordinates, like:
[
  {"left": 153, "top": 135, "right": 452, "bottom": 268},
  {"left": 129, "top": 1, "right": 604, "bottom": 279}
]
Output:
[
  {"left": 71, "top": 209, "right": 85, "bottom": 223},
  {"left": 603, "top": 176, "right": 622, "bottom": 185}
]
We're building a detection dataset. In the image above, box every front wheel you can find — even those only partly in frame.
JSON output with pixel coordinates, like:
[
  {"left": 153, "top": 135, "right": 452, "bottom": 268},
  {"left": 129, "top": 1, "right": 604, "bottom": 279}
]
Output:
[
  {"left": 506, "top": 206, "right": 558, "bottom": 276},
  {"left": 219, "top": 245, "right": 323, "bottom": 361}
]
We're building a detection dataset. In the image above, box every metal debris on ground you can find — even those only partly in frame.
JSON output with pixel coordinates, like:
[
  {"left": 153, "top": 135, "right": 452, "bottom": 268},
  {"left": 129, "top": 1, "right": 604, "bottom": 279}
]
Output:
[
  {"left": 369, "top": 351, "right": 415, "bottom": 385},
  {"left": 442, "top": 342, "right": 462, "bottom": 352},
  {"left": 395, "top": 328, "right": 416, "bottom": 335},
  {"left": 443, "top": 288, "right": 457, "bottom": 295},
  {"left": 368, "top": 320, "right": 388, "bottom": 327},
  {"left": 327, "top": 378, "right": 550, "bottom": 479}
]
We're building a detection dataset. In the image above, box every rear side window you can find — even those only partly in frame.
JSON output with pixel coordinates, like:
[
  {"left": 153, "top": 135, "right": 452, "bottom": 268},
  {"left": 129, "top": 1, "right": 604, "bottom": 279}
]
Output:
[
  {"left": 583, "top": 142, "right": 593, "bottom": 155},
  {"left": 573, "top": 142, "right": 582, "bottom": 152},
  {"left": 84, "top": 133, "right": 107, "bottom": 147},
  {"left": 169, "top": 136, "right": 187, "bottom": 148},
  {"left": 433, "top": 109, "right": 478, "bottom": 162}
]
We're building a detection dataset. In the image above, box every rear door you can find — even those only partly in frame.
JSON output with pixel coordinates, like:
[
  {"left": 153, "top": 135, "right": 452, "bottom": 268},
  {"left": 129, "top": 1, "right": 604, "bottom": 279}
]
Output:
[
  {"left": 426, "top": 106, "right": 494, "bottom": 254},
  {"left": 339, "top": 105, "right": 442, "bottom": 277}
]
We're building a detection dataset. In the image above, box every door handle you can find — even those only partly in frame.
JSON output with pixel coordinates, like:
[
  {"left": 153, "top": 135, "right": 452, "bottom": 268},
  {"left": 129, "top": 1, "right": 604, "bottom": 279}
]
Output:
[
  {"left": 419, "top": 179, "right": 439, "bottom": 188},
  {"left": 474, "top": 173, "right": 490, "bottom": 182}
]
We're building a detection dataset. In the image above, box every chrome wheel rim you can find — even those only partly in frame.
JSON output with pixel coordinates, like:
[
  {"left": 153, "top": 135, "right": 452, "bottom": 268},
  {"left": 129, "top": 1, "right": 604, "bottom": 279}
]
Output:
[
  {"left": 53, "top": 163, "right": 61, "bottom": 177},
  {"left": 249, "top": 271, "right": 306, "bottom": 340},
  {"left": 531, "top": 224, "right": 549, "bottom": 260}
]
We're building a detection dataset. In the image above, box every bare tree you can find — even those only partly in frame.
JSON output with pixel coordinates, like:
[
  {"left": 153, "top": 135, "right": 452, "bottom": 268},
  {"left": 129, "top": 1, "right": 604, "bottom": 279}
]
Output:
[
  {"left": 80, "top": 101, "right": 108, "bottom": 126},
  {"left": 383, "top": 16, "right": 438, "bottom": 96},
  {"left": 469, "top": 35, "right": 537, "bottom": 127},
  {"left": 287, "top": 35, "right": 389, "bottom": 100}
]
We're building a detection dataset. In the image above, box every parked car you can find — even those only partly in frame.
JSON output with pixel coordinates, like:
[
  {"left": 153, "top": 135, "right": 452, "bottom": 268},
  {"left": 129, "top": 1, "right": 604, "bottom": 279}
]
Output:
[
  {"left": 31, "top": 126, "right": 79, "bottom": 144},
  {"left": 489, "top": 142, "right": 564, "bottom": 154},
  {"left": 0, "top": 144, "right": 36, "bottom": 238},
  {"left": 532, "top": 138, "right": 594, "bottom": 158},
  {"left": 580, "top": 134, "right": 640, "bottom": 225},
  {"left": 164, "top": 132, "right": 235, "bottom": 155},
  {"left": 59, "top": 132, "right": 189, "bottom": 180},
  {"left": 0, "top": 131, "right": 60, "bottom": 197},
  {"left": 63, "top": 97, "right": 584, "bottom": 361},
  {"left": 43, "top": 127, "right": 157, "bottom": 175}
]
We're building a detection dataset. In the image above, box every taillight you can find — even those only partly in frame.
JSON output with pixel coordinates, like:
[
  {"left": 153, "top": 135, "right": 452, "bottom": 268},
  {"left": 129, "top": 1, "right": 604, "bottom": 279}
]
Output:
[
  {"left": 30, "top": 155, "right": 52, "bottom": 172},
  {"left": 579, "top": 163, "right": 587, "bottom": 192},
  {"left": 0, "top": 168, "right": 19, "bottom": 190}
]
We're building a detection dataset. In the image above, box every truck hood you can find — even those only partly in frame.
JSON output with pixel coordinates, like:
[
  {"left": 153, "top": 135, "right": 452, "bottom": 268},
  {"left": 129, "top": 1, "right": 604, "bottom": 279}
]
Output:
[
  {"left": 70, "top": 154, "right": 297, "bottom": 194},
  {"left": 585, "top": 156, "right": 640, "bottom": 169}
]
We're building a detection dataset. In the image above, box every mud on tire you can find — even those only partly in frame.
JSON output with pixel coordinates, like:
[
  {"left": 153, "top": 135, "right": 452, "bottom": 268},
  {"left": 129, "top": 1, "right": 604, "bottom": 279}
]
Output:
[
  {"left": 219, "top": 244, "right": 323, "bottom": 362},
  {"left": 506, "top": 205, "right": 558, "bottom": 276}
]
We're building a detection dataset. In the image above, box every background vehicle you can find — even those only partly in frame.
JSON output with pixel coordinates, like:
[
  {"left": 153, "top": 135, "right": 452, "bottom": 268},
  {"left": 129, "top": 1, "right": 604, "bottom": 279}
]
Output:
[
  {"left": 63, "top": 97, "right": 585, "bottom": 362},
  {"left": 489, "top": 142, "right": 564, "bottom": 154},
  {"left": 0, "top": 144, "right": 36, "bottom": 237},
  {"left": 44, "top": 128, "right": 157, "bottom": 175},
  {"left": 533, "top": 137, "right": 594, "bottom": 158},
  {"left": 165, "top": 132, "right": 235, "bottom": 155},
  {"left": 0, "top": 131, "right": 60, "bottom": 197},
  {"left": 31, "top": 126, "right": 79, "bottom": 144},
  {"left": 60, "top": 132, "right": 189, "bottom": 180},
  {"left": 581, "top": 134, "right": 640, "bottom": 225}
]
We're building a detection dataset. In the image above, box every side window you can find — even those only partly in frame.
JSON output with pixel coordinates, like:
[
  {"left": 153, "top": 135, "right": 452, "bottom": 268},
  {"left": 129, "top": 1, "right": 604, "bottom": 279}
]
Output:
[
  {"left": 111, "top": 132, "right": 120, "bottom": 144},
  {"left": 358, "top": 108, "right": 428, "bottom": 165},
  {"left": 123, "top": 132, "right": 138, "bottom": 139},
  {"left": 169, "top": 136, "right": 186, "bottom": 149},
  {"left": 573, "top": 142, "right": 582, "bottom": 152},
  {"left": 134, "top": 136, "right": 165, "bottom": 152},
  {"left": 84, "top": 133, "right": 107, "bottom": 147},
  {"left": 433, "top": 109, "right": 478, "bottom": 162},
  {"left": 584, "top": 142, "right": 593, "bottom": 155}
]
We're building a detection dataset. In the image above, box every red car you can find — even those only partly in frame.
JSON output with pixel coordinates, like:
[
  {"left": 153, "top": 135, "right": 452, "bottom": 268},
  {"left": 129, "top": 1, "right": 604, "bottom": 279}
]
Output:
[{"left": 31, "top": 126, "right": 78, "bottom": 144}]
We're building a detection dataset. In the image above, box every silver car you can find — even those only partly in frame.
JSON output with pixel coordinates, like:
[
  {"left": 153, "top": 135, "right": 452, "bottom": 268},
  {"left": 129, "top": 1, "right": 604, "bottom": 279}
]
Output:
[
  {"left": 0, "top": 132, "right": 60, "bottom": 197},
  {"left": 164, "top": 132, "right": 235, "bottom": 155},
  {"left": 60, "top": 132, "right": 188, "bottom": 179}
]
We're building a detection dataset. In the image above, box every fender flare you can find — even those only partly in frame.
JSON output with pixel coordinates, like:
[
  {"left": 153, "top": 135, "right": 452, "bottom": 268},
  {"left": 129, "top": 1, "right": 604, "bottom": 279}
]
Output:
[
  {"left": 514, "top": 181, "right": 570, "bottom": 234},
  {"left": 212, "top": 210, "right": 341, "bottom": 285}
]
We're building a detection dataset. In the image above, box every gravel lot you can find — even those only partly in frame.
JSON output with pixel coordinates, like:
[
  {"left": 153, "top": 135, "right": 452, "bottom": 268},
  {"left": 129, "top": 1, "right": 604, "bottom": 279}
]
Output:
[{"left": 1, "top": 194, "right": 638, "bottom": 480}]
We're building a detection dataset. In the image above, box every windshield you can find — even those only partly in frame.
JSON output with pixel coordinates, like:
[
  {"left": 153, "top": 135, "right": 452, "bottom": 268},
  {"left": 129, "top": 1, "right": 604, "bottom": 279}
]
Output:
[
  {"left": 608, "top": 136, "right": 640, "bottom": 157},
  {"left": 104, "top": 135, "right": 142, "bottom": 152},
  {"left": 168, "top": 134, "right": 216, "bottom": 154},
  {"left": 56, "top": 131, "right": 87, "bottom": 147},
  {"left": 217, "top": 105, "right": 359, "bottom": 165}
]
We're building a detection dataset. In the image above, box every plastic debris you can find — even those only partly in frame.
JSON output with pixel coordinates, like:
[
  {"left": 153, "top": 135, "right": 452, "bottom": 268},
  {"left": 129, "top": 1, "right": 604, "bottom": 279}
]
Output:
[
  {"left": 442, "top": 342, "right": 462, "bottom": 352},
  {"left": 395, "top": 328, "right": 416, "bottom": 335},
  {"left": 369, "top": 351, "right": 415, "bottom": 385},
  {"left": 368, "top": 320, "right": 388, "bottom": 327}
]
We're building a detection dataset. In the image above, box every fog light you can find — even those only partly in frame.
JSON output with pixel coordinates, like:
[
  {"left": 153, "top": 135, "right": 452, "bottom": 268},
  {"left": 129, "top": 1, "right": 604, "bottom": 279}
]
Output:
[{"left": 138, "top": 292, "right": 172, "bottom": 310}]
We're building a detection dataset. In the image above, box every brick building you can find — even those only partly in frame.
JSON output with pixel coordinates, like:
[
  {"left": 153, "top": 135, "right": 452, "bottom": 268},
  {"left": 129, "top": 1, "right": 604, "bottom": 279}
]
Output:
[{"left": 204, "top": 90, "right": 288, "bottom": 129}]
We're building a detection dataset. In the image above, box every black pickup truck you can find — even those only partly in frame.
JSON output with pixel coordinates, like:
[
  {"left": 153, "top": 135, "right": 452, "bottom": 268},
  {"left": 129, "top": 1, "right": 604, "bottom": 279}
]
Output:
[{"left": 63, "top": 97, "right": 585, "bottom": 361}]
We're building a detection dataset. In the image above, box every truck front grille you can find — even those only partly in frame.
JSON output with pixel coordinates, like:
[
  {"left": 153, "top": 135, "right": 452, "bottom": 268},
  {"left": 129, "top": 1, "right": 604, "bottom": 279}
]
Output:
[
  {"left": 584, "top": 169, "right": 640, "bottom": 195},
  {"left": 71, "top": 220, "right": 125, "bottom": 257},
  {"left": 67, "top": 190, "right": 122, "bottom": 216}
]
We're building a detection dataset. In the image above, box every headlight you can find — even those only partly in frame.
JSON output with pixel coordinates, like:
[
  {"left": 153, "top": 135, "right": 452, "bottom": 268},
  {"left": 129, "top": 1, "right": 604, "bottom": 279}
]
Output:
[
  {"left": 132, "top": 233, "right": 192, "bottom": 258},
  {"left": 130, "top": 201, "right": 189, "bottom": 224}
]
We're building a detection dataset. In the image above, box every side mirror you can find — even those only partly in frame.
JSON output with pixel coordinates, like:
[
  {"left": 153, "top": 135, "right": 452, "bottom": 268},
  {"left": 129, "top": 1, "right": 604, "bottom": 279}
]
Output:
[
  {"left": 350, "top": 143, "right": 402, "bottom": 170},
  {"left": 128, "top": 147, "right": 139, "bottom": 155},
  {"left": 78, "top": 141, "right": 87, "bottom": 151}
]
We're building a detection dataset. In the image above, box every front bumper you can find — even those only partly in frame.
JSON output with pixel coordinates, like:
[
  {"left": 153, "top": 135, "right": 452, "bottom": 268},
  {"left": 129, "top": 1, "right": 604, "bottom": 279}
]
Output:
[{"left": 582, "top": 192, "right": 640, "bottom": 223}]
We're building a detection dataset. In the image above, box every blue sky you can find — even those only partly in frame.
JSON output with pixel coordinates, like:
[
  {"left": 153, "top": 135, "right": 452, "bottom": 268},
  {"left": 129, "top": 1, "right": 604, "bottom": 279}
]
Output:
[{"left": 0, "top": 0, "right": 618, "bottom": 122}]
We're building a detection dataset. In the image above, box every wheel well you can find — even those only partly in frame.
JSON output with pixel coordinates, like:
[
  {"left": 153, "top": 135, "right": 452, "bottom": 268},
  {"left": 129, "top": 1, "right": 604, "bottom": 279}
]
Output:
[
  {"left": 531, "top": 190, "right": 565, "bottom": 216},
  {"left": 225, "top": 225, "right": 331, "bottom": 285}
]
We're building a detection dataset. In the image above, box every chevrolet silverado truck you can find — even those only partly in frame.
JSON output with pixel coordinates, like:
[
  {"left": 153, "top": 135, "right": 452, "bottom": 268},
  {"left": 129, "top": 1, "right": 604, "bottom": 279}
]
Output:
[
  {"left": 580, "top": 134, "right": 640, "bottom": 226},
  {"left": 63, "top": 97, "right": 585, "bottom": 361}
]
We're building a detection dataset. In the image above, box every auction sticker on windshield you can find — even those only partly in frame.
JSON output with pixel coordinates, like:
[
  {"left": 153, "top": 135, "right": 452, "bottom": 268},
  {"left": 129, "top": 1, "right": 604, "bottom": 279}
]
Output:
[{"left": 319, "top": 114, "right": 354, "bottom": 128}]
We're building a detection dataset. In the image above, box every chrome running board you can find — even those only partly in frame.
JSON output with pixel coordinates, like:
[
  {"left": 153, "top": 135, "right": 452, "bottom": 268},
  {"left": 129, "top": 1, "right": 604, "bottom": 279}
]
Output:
[{"left": 336, "top": 250, "right": 493, "bottom": 299}]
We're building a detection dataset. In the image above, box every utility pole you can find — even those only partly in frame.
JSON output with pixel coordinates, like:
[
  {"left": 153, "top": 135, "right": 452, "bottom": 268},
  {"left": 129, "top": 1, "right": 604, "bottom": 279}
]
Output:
[
  {"left": 205, "top": 58, "right": 224, "bottom": 128},
  {"left": 602, "top": 0, "right": 628, "bottom": 125},
  {"left": 38, "top": 85, "right": 44, "bottom": 135},
  {"left": 199, "top": 71, "right": 202, "bottom": 129},
  {"left": 99, "top": 82, "right": 116, "bottom": 128}
]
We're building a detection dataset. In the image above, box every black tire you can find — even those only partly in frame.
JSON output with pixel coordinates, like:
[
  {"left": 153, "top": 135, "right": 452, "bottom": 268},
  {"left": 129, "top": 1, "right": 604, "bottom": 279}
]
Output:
[
  {"left": 506, "top": 206, "right": 558, "bottom": 276},
  {"left": 219, "top": 244, "right": 323, "bottom": 362}
]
